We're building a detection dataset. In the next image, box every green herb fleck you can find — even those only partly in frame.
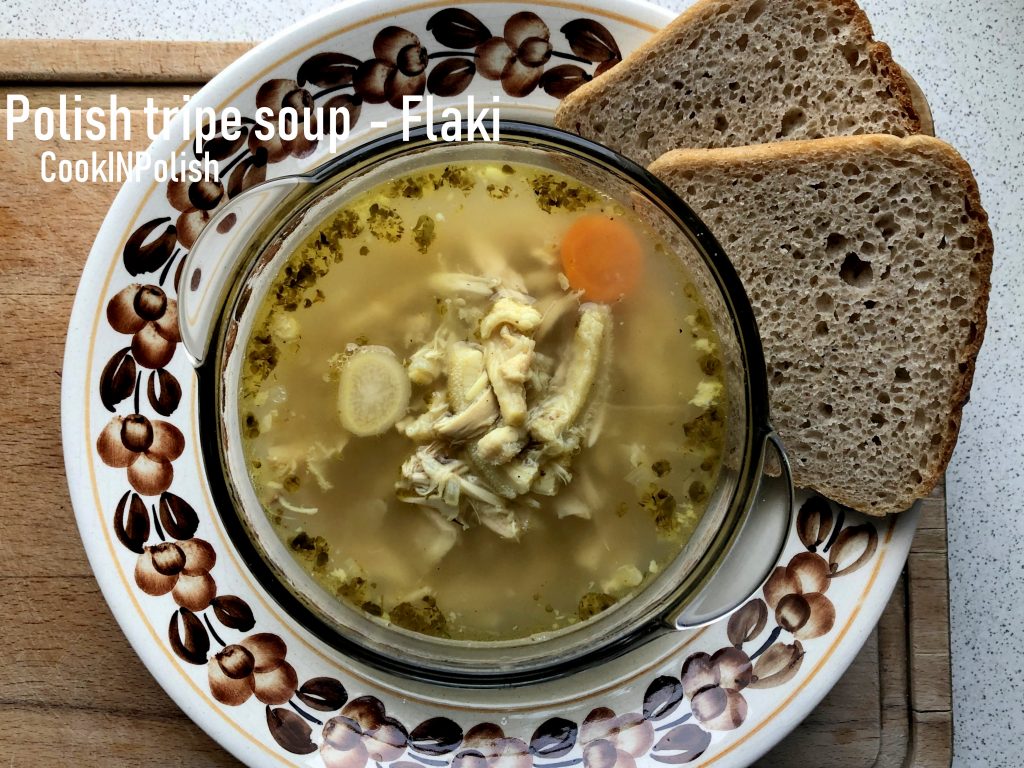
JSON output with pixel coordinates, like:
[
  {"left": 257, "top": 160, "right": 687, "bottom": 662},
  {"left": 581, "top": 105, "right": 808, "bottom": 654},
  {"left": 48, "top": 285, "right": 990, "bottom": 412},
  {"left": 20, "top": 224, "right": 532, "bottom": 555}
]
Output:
[
  {"left": 243, "top": 413, "right": 260, "bottom": 439},
  {"left": 272, "top": 252, "right": 332, "bottom": 310},
  {"left": 366, "top": 203, "right": 404, "bottom": 242},
  {"left": 289, "top": 532, "right": 329, "bottom": 569},
  {"left": 246, "top": 332, "right": 279, "bottom": 383},
  {"left": 689, "top": 481, "right": 709, "bottom": 504},
  {"left": 530, "top": 173, "right": 598, "bottom": 213},
  {"left": 389, "top": 596, "right": 450, "bottom": 638},
  {"left": 412, "top": 214, "right": 436, "bottom": 254},
  {"left": 440, "top": 165, "right": 476, "bottom": 192},
  {"left": 652, "top": 460, "right": 671, "bottom": 477},
  {"left": 486, "top": 183, "right": 512, "bottom": 200},
  {"left": 683, "top": 406, "right": 724, "bottom": 444},
  {"left": 641, "top": 486, "right": 680, "bottom": 537},
  {"left": 329, "top": 209, "right": 363, "bottom": 239},
  {"left": 385, "top": 175, "right": 426, "bottom": 199},
  {"left": 336, "top": 575, "right": 370, "bottom": 603},
  {"left": 578, "top": 592, "right": 616, "bottom": 621}
]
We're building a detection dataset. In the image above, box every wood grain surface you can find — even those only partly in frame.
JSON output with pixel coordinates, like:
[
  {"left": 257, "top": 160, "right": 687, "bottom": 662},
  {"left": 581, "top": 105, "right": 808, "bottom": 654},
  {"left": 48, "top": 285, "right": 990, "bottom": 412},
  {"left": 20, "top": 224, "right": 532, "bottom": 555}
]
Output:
[{"left": 0, "top": 40, "right": 952, "bottom": 768}]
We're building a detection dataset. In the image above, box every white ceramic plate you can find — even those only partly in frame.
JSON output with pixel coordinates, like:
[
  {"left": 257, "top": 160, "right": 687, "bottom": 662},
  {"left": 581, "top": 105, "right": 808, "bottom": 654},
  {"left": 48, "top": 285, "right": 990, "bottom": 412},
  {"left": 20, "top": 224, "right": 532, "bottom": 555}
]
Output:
[{"left": 61, "top": 1, "right": 918, "bottom": 765}]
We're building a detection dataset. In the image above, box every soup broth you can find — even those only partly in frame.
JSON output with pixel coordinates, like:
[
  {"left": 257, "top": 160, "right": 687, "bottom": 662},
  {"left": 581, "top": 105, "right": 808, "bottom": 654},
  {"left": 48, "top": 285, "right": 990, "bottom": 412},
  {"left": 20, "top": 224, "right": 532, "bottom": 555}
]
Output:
[{"left": 239, "top": 161, "right": 725, "bottom": 641}]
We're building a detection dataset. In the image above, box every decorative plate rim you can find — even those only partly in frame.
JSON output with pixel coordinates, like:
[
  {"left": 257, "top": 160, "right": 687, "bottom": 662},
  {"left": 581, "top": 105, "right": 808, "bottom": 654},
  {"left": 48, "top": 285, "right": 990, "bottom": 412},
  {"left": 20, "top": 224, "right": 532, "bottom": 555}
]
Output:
[{"left": 61, "top": 1, "right": 920, "bottom": 766}]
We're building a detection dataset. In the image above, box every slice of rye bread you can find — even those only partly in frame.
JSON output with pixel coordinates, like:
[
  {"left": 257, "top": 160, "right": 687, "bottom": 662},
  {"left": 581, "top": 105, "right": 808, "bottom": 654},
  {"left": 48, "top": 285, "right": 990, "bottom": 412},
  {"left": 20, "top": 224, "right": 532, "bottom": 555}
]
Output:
[
  {"left": 554, "top": 0, "right": 921, "bottom": 165},
  {"left": 648, "top": 135, "right": 992, "bottom": 514}
]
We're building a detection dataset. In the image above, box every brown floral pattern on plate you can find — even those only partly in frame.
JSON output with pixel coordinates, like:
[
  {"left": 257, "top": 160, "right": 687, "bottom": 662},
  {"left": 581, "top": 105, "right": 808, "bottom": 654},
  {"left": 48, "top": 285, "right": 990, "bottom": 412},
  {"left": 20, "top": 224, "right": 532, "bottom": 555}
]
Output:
[
  {"left": 87, "top": 7, "right": 888, "bottom": 765},
  {"left": 135, "top": 537, "right": 217, "bottom": 611},
  {"left": 210, "top": 633, "right": 300, "bottom": 707},
  {"left": 96, "top": 411, "right": 184, "bottom": 495}
]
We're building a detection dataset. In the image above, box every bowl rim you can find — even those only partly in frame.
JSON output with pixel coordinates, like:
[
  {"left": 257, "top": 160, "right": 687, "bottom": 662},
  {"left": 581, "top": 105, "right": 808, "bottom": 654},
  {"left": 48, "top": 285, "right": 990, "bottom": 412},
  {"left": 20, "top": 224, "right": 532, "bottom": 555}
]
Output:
[{"left": 195, "top": 120, "right": 773, "bottom": 687}]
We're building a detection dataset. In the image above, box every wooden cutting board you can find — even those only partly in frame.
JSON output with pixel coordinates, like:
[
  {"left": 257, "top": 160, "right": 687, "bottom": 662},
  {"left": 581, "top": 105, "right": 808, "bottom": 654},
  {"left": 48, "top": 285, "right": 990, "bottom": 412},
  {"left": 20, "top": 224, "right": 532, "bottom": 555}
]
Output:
[{"left": 0, "top": 40, "right": 952, "bottom": 768}]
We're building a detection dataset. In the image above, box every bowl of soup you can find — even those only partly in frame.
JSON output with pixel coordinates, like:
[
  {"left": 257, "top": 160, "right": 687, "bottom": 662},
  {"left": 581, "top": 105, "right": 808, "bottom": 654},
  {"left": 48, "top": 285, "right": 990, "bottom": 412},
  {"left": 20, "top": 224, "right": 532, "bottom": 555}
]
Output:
[{"left": 178, "top": 122, "right": 790, "bottom": 686}]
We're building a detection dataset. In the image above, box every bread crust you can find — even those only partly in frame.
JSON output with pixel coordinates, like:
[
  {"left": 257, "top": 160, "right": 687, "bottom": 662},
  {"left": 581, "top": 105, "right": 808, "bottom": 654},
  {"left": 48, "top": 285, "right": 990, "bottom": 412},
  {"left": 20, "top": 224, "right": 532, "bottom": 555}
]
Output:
[
  {"left": 555, "top": 0, "right": 922, "bottom": 139},
  {"left": 650, "top": 135, "right": 992, "bottom": 514},
  {"left": 555, "top": 0, "right": 727, "bottom": 125},
  {"left": 830, "top": 0, "right": 923, "bottom": 135}
]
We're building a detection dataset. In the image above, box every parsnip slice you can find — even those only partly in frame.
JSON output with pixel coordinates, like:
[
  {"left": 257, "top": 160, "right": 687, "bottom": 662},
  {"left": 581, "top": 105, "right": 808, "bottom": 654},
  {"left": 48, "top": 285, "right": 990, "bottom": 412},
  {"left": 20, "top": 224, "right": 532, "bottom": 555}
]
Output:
[{"left": 337, "top": 346, "right": 411, "bottom": 437}]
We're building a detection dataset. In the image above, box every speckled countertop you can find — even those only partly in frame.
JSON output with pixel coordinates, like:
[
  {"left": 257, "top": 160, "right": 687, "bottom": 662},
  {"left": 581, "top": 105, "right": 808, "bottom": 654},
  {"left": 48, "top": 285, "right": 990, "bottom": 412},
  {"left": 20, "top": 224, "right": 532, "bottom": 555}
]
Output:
[{"left": 3, "top": 0, "right": 1021, "bottom": 764}]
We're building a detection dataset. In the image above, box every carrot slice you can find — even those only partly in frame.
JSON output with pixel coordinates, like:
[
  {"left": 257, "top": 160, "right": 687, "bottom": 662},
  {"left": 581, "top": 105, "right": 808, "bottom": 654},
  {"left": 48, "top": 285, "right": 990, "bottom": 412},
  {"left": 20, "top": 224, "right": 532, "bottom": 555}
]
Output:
[{"left": 560, "top": 215, "right": 644, "bottom": 302}]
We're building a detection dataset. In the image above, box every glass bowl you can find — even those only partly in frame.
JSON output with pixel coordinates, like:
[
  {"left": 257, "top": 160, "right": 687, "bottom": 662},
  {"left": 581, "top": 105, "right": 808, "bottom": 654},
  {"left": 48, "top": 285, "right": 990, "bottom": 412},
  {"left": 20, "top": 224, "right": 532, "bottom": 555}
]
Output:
[{"left": 178, "top": 122, "right": 792, "bottom": 687}]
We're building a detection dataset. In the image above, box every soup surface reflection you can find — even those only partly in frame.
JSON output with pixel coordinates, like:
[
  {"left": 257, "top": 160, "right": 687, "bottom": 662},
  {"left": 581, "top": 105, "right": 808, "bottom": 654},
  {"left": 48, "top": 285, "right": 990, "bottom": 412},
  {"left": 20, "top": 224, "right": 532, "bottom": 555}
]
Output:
[{"left": 240, "top": 161, "right": 725, "bottom": 641}]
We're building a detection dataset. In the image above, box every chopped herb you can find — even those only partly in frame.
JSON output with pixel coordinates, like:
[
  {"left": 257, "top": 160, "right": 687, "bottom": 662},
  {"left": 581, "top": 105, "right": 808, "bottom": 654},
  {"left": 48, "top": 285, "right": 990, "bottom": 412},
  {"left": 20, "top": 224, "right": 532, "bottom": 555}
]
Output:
[
  {"left": 683, "top": 406, "right": 723, "bottom": 443},
  {"left": 486, "top": 183, "right": 512, "bottom": 199},
  {"left": 329, "top": 209, "right": 363, "bottom": 239},
  {"left": 385, "top": 175, "right": 425, "bottom": 199},
  {"left": 389, "top": 596, "right": 449, "bottom": 637},
  {"left": 246, "top": 332, "right": 279, "bottom": 383},
  {"left": 412, "top": 214, "right": 436, "bottom": 253},
  {"left": 336, "top": 575, "right": 370, "bottom": 603},
  {"left": 501, "top": 164, "right": 515, "bottom": 175},
  {"left": 243, "top": 413, "right": 260, "bottom": 439},
  {"left": 283, "top": 474, "right": 301, "bottom": 493},
  {"left": 578, "top": 591, "right": 616, "bottom": 621},
  {"left": 530, "top": 173, "right": 598, "bottom": 213},
  {"left": 616, "top": 501, "right": 629, "bottom": 518},
  {"left": 652, "top": 459, "right": 672, "bottom": 477},
  {"left": 366, "top": 203, "right": 404, "bottom": 242},
  {"left": 295, "top": 261, "right": 318, "bottom": 285},
  {"left": 641, "top": 486, "right": 680, "bottom": 537},
  {"left": 689, "top": 480, "right": 708, "bottom": 503},
  {"left": 359, "top": 245, "right": 369, "bottom": 256},
  {"left": 440, "top": 165, "right": 476, "bottom": 192},
  {"left": 289, "top": 532, "right": 329, "bottom": 569},
  {"left": 272, "top": 252, "right": 333, "bottom": 310}
]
